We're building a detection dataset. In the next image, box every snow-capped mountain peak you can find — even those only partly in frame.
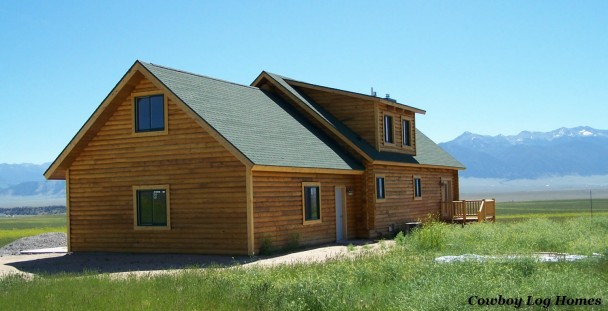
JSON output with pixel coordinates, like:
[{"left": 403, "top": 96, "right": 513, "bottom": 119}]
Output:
[{"left": 439, "top": 126, "right": 608, "bottom": 179}]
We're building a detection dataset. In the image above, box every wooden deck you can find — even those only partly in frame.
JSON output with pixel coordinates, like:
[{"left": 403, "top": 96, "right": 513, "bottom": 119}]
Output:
[{"left": 441, "top": 199, "right": 496, "bottom": 224}]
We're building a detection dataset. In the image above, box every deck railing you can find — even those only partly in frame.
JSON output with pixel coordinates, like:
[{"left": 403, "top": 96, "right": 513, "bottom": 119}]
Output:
[
  {"left": 477, "top": 199, "right": 496, "bottom": 223},
  {"left": 441, "top": 199, "right": 496, "bottom": 223}
]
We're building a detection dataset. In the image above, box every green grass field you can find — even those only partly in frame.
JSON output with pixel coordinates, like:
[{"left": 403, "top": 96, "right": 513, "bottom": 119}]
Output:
[
  {"left": 0, "top": 216, "right": 606, "bottom": 310},
  {"left": 0, "top": 215, "right": 66, "bottom": 247},
  {"left": 1, "top": 203, "right": 607, "bottom": 310},
  {"left": 497, "top": 199, "right": 608, "bottom": 220}
]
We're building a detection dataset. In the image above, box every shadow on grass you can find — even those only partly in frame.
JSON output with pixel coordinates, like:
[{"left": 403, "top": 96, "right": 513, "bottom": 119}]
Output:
[
  {"left": 7, "top": 239, "right": 378, "bottom": 276},
  {"left": 7, "top": 252, "right": 254, "bottom": 275}
]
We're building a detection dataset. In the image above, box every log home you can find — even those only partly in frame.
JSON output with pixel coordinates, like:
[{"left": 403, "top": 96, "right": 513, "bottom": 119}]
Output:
[{"left": 45, "top": 61, "right": 465, "bottom": 255}]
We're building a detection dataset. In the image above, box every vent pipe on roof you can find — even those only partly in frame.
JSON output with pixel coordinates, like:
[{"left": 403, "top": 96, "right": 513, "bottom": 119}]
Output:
[
  {"left": 385, "top": 94, "right": 397, "bottom": 103},
  {"left": 371, "top": 87, "right": 377, "bottom": 97}
]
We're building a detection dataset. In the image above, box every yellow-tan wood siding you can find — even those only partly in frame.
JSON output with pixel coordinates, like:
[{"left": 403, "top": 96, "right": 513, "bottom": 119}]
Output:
[
  {"left": 252, "top": 171, "right": 365, "bottom": 252},
  {"left": 294, "top": 86, "right": 377, "bottom": 148},
  {"left": 366, "top": 164, "right": 459, "bottom": 237},
  {"left": 68, "top": 77, "right": 248, "bottom": 254},
  {"left": 377, "top": 103, "right": 417, "bottom": 154}
]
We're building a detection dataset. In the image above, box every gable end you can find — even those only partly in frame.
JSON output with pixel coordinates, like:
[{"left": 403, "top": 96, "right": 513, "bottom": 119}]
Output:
[{"left": 45, "top": 61, "right": 253, "bottom": 180}]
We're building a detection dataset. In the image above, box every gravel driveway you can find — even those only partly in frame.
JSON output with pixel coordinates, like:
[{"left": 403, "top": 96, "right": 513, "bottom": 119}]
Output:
[{"left": 0, "top": 234, "right": 387, "bottom": 279}]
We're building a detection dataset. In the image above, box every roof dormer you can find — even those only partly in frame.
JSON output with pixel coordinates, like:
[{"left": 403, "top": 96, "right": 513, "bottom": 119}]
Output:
[
  {"left": 254, "top": 73, "right": 425, "bottom": 156},
  {"left": 377, "top": 101, "right": 417, "bottom": 155}
]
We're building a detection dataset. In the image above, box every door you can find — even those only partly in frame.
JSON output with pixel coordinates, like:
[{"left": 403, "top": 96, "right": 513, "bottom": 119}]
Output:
[
  {"left": 441, "top": 179, "right": 453, "bottom": 202},
  {"left": 335, "top": 186, "right": 347, "bottom": 241}
]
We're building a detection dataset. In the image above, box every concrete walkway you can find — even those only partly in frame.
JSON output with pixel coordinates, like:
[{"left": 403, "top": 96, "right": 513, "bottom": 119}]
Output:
[{"left": 19, "top": 247, "right": 68, "bottom": 254}]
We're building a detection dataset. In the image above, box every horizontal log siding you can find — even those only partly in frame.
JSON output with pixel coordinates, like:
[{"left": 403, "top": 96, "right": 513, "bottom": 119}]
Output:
[
  {"left": 377, "top": 103, "right": 416, "bottom": 154},
  {"left": 69, "top": 77, "right": 247, "bottom": 254},
  {"left": 367, "top": 164, "right": 458, "bottom": 237},
  {"left": 364, "top": 163, "right": 376, "bottom": 237},
  {"left": 297, "top": 87, "right": 377, "bottom": 148},
  {"left": 452, "top": 170, "right": 460, "bottom": 200},
  {"left": 252, "top": 171, "right": 364, "bottom": 252}
]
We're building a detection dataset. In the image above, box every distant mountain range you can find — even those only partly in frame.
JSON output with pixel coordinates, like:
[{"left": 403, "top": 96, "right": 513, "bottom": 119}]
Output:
[
  {"left": 439, "top": 126, "right": 608, "bottom": 179},
  {"left": 1, "top": 126, "right": 607, "bottom": 207},
  {"left": 0, "top": 163, "right": 65, "bottom": 207},
  {"left": 0, "top": 163, "right": 52, "bottom": 188}
]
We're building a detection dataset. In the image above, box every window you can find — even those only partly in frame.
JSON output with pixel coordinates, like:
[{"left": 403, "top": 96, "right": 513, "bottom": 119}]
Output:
[
  {"left": 376, "top": 175, "right": 386, "bottom": 201},
  {"left": 133, "top": 185, "right": 170, "bottom": 228},
  {"left": 135, "top": 95, "right": 165, "bottom": 132},
  {"left": 383, "top": 114, "right": 394, "bottom": 143},
  {"left": 402, "top": 119, "right": 411, "bottom": 146},
  {"left": 302, "top": 182, "right": 321, "bottom": 223},
  {"left": 413, "top": 176, "right": 422, "bottom": 199}
]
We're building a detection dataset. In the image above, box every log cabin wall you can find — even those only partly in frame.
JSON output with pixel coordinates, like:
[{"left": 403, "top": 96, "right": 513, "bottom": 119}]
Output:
[
  {"left": 376, "top": 103, "right": 417, "bottom": 155},
  {"left": 68, "top": 77, "right": 248, "bottom": 254},
  {"left": 293, "top": 86, "right": 377, "bottom": 148},
  {"left": 452, "top": 169, "right": 460, "bottom": 201},
  {"left": 252, "top": 171, "right": 365, "bottom": 252},
  {"left": 367, "top": 163, "right": 458, "bottom": 237}
]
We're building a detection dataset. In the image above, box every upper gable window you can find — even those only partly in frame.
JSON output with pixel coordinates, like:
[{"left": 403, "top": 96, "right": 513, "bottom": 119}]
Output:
[
  {"left": 402, "top": 119, "right": 411, "bottom": 147},
  {"left": 383, "top": 115, "right": 394, "bottom": 144},
  {"left": 135, "top": 95, "right": 165, "bottom": 132}
]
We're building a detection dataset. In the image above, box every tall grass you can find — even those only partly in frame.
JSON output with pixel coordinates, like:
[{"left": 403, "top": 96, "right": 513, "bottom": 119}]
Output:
[
  {"left": 0, "top": 215, "right": 66, "bottom": 247},
  {"left": 404, "top": 216, "right": 608, "bottom": 255},
  {"left": 1, "top": 216, "right": 606, "bottom": 310}
]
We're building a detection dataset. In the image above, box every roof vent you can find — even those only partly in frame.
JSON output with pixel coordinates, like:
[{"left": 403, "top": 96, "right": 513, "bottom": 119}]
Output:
[
  {"left": 371, "top": 87, "right": 377, "bottom": 97},
  {"left": 385, "top": 94, "right": 397, "bottom": 103}
]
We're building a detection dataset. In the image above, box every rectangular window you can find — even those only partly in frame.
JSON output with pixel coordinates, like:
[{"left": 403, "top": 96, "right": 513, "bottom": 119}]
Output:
[
  {"left": 133, "top": 185, "right": 170, "bottom": 229},
  {"left": 402, "top": 119, "right": 411, "bottom": 146},
  {"left": 413, "top": 176, "right": 422, "bottom": 199},
  {"left": 135, "top": 95, "right": 165, "bottom": 132},
  {"left": 303, "top": 183, "right": 321, "bottom": 223},
  {"left": 383, "top": 114, "right": 394, "bottom": 143},
  {"left": 376, "top": 175, "right": 386, "bottom": 200}
]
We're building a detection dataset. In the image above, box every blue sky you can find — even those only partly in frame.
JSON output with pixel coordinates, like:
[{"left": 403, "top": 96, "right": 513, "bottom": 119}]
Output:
[{"left": 1, "top": 1, "right": 606, "bottom": 164}]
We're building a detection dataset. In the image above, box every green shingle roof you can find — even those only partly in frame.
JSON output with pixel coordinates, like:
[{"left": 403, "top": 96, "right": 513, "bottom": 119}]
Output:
[
  {"left": 264, "top": 72, "right": 465, "bottom": 169},
  {"left": 141, "top": 62, "right": 363, "bottom": 171}
]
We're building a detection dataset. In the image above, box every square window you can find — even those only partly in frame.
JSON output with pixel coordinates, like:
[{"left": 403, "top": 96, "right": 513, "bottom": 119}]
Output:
[
  {"left": 303, "top": 183, "right": 321, "bottom": 222},
  {"left": 135, "top": 95, "right": 165, "bottom": 132},
  {"left": 376, "top": 176, "right": 386, "bottom": 200},
  {"left": 414, "top": 177, "right": 422, "bottom": 199},
  {"left": 134, "top": 186, "right": 170, "bottom": 228},
  {"left": 402, "top": 119, "right": 411, "bottom": 146},
  {"left": 383, "top": 115, "right": 394, "bottom": 143}
]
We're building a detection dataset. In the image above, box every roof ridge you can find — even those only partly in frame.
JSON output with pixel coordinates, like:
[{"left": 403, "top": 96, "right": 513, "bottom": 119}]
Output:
[
  {"left": 264, "top": 71, "right": 295, "bottom": 81},
  {"left": 265, "top": 71, "right": 425, "bottom": 113},
  {"left": 267, "top": 71, "right": 377, "bottom": 99},
  {"left": 141, "top": 61, "right": 260, "bottom": 91}
]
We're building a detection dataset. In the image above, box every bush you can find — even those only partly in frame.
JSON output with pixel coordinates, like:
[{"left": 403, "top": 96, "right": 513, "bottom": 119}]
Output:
[
  {"left": 258, "top": 237, "right": 274, "bottom": 256},
  {"left": 409, "top": 218, "right": 448, "bottom": 252},
  {"left": 394, "top": 231, "right": 406, "bottom": 246}
]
